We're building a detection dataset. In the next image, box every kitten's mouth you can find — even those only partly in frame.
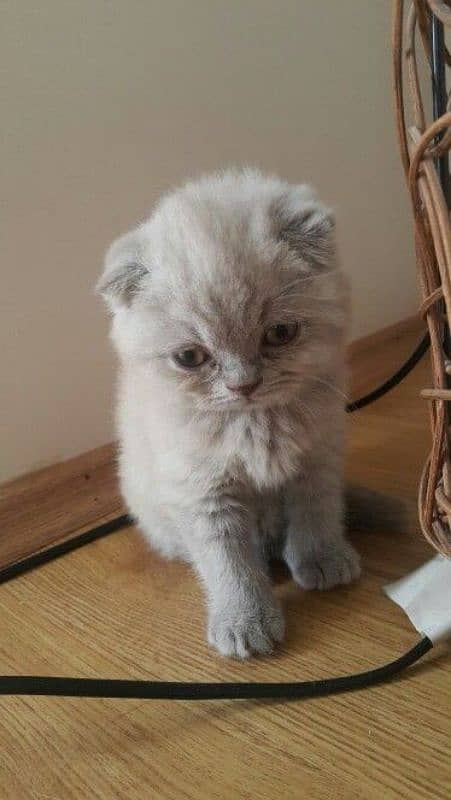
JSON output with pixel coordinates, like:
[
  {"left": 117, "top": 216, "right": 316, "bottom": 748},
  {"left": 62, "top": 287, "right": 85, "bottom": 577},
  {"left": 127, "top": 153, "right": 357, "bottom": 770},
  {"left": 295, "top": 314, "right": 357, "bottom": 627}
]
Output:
[
  {"left": 212, "top": 395, "right": 259, "bottom": 411},
  {"left": 217, "top": 391, "right": 279, "bottom": 411},
  {"left": 224, "top": 398, "right": 255, "bottom": 409}
]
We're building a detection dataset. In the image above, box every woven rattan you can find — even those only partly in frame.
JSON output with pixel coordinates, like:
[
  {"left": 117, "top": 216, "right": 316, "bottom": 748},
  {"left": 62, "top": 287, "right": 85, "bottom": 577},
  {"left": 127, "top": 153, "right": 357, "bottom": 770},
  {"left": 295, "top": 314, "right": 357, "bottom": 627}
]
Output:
[{"left": 393, "top": 0, "right": 451, "bottom": 554}]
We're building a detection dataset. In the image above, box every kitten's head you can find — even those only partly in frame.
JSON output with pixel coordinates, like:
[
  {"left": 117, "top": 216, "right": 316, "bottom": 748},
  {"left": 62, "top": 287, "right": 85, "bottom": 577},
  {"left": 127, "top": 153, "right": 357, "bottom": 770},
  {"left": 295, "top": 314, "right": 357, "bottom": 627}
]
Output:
[{"left": 98, "top": 169, "right": 348, "bottom": 412}]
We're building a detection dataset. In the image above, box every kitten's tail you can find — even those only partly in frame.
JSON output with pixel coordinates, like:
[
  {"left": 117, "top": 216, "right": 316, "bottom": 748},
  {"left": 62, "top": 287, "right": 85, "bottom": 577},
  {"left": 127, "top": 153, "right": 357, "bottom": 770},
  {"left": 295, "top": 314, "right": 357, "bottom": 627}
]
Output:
[{"left": 345, "top": 484, "right": 407, "bottom": 534}]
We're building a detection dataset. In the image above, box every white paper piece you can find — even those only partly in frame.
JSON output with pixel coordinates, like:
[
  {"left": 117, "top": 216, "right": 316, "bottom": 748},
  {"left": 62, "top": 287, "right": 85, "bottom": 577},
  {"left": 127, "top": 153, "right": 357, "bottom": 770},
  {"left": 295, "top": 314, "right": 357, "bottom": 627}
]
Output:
[{"left": 384, "top": 555, "right": 451, "bottom": 643}]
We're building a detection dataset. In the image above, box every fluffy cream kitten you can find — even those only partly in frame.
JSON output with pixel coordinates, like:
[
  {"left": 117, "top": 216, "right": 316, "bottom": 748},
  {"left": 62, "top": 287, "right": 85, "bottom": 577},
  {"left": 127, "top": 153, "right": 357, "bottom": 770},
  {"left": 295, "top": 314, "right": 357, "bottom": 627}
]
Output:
[{"left": 97, "top": 169, "right": 360, "bottom": 658}]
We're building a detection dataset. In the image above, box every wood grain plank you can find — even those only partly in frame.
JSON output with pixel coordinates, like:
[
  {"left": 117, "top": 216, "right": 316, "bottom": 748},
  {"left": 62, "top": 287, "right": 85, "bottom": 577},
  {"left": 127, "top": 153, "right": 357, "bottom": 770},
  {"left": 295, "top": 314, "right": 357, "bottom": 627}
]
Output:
[{"left": 0, "top": 444, "right": 125, "bottom": 569}]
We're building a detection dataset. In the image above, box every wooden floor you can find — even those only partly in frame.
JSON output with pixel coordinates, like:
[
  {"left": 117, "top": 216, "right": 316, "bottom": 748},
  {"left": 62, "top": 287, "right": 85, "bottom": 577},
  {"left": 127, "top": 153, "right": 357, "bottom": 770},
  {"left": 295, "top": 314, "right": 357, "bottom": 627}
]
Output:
[{"left": 0, "top": 333, "right": 450, "bottom": 799}]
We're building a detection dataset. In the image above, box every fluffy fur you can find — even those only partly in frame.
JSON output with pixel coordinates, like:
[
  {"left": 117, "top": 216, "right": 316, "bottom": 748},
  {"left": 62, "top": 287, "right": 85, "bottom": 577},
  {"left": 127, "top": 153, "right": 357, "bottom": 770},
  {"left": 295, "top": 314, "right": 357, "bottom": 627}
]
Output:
[{"left": 98, "top": 169, "right": 361, "bottom": 658}]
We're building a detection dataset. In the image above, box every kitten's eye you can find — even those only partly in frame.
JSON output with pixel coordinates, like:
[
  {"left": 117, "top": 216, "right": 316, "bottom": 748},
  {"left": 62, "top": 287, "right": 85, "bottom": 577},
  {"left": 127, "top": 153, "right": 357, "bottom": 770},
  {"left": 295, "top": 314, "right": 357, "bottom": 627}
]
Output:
[
  {"left": 263, "top": 322, "right": 299, "bottom": 347},
  {"left": 173, "top": 347, "right": 209, "bottom": 369}
]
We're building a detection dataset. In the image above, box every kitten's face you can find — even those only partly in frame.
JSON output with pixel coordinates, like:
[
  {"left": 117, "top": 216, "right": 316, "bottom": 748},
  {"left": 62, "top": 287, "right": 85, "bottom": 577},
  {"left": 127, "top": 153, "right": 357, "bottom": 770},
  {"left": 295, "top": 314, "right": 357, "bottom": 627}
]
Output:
[
  {"left": 131, "top": 272, "right": 346, "bottom": 413},
  {"left": 99, "top": 170, "right": 348, "bottom": 412}
]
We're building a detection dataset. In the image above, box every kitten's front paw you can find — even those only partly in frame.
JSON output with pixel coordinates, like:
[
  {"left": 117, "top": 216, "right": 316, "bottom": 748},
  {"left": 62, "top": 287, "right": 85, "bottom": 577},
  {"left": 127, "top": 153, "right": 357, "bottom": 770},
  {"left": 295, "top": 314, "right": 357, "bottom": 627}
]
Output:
[
  {"left": 293, "top": 540, "right": 361, "bottom": 591},
  {"left": 208, "top": 594, "right": 285, "bottom": 659}
]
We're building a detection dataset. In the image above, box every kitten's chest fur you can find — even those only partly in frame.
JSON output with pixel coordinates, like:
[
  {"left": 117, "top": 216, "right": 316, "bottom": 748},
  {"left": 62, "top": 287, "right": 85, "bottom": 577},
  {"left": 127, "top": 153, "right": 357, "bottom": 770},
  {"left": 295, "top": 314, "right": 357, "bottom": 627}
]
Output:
[{"left": 212, "top": 405, "right": 307, "bottom": 490}]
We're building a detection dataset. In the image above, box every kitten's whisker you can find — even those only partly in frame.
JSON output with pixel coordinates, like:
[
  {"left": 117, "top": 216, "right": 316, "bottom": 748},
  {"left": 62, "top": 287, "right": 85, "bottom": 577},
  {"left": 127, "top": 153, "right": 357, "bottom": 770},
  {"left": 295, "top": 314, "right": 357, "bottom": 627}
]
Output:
[
  {"left": 295, "top": 400, "right": 320, "bottom": 437},
  {"left": 309, "top": 376, "right": 350, "bottom": 403}
]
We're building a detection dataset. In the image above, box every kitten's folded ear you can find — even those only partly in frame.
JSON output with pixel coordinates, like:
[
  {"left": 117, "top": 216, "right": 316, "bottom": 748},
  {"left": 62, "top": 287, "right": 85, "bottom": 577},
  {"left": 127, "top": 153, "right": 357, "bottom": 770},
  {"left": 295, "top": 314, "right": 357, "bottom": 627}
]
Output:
[
  {"left": 272, "top": 186, "right": 336, "bottom": 269},
  {"left": 96, "top": 226, "right": 149, "bottom": 310}
]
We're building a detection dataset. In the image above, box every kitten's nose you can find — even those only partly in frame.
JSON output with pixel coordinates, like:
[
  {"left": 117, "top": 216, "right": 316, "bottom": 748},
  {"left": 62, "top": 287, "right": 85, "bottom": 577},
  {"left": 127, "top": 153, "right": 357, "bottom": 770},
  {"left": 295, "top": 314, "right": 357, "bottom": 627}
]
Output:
[{"left": 226, "top": 377, "right": 263, "bottom": 397}]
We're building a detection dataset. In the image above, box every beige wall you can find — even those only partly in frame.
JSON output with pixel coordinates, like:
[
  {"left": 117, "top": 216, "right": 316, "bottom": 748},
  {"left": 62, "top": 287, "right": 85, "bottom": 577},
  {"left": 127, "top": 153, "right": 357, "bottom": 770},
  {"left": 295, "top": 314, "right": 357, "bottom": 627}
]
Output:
[{"left": 1, "top": 1, "right": 419, "bottom": 482}]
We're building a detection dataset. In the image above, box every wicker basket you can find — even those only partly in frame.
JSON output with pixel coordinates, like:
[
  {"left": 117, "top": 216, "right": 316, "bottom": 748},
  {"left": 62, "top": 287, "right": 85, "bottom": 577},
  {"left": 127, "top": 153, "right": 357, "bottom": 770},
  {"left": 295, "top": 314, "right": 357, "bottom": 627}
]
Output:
[{"left": 393, "top": 0, "right": 451, "bottom": 555}]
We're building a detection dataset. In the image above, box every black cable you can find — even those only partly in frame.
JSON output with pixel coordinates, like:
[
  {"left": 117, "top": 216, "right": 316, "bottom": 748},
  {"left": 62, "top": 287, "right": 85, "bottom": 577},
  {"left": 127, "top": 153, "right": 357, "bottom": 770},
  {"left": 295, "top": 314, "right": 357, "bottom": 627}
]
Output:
[
  {"left": 345, "top": 332, "right": 430, "bottom": 412},
  {"left": 0, "top": 637, "right": 432, "bottom": 699},
  {"left": 0, "top": 331, "right": 433, "bottom": 700},
  {"left": 0, "top": 514, "right": 132, "bottom": 586}
]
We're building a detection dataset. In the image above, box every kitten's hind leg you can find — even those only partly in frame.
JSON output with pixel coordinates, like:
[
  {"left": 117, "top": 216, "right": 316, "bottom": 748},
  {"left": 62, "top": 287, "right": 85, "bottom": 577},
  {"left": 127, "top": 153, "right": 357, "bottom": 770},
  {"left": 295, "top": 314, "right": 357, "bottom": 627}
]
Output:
[{"left": 282, "top": 473, "right": 361, "bottom": 590}]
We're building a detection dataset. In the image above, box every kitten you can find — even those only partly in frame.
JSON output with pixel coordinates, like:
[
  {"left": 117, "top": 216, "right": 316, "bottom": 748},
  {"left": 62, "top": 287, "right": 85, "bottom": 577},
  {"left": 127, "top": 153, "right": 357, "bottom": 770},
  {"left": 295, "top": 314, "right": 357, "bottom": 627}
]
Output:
[{"left": 97, "top": 168, "right": 360, "bottom": 658}]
